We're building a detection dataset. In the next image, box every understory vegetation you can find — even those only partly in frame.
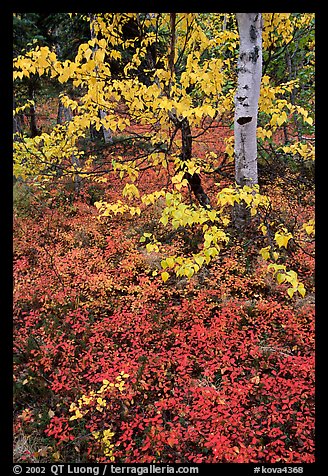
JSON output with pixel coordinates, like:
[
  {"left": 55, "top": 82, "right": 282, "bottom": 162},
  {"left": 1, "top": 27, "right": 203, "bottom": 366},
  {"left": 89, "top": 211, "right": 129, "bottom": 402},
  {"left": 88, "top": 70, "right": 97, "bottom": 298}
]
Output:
[{"left": 14, "top": 115, "right": 314, "bottom": 463}]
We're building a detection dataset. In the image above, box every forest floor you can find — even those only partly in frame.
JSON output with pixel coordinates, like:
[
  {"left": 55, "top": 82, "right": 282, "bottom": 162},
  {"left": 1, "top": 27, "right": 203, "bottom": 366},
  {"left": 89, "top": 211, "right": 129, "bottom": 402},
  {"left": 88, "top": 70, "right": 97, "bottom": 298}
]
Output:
[{"left": 13, "top": 100, "right": 315, "bottom": 464}]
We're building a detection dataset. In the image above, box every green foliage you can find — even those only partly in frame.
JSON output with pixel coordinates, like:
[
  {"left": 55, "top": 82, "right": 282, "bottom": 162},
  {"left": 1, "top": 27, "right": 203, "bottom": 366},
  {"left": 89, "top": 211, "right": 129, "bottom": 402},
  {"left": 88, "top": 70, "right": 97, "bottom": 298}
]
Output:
[{"left": 13, "top": 181, "right": 33, "bottom": 217}]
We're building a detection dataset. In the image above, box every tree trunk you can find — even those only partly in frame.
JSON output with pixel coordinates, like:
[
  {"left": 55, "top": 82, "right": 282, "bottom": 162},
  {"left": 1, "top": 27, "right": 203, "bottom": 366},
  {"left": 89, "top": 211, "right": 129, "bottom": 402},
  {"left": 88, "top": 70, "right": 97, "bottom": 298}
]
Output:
[
  {"left": 13, "top": 96, "right": 22, "bottom": 141},
  {"left": 99, "top": 109, "right": 113, "bottom": 144},
  {"left": 234, "top": 13, "right": 262, "bottom": 226},
  {"left": 28, "top": 81, "right": 40, "bottom": 137},
  {"left": 57, "top": 102, "right": 81, "bottom": 190},
  {"left": 57, "top": 101, "right": 74, "bottom": 125},
  {"left": 234, "top": 13, "right": 262, "bottom": 187},
  {"left": 167, "top": 13, "right": 176, "bottom": 96},
  {"left": 89, "top": 13, "right": 113, "bottom": 145},
  {"left": 168, "top": 13, "right": 210, "bottom": 207},
  {"left": 285, "top": 46, "right": 301, "bottom": 141},
  {"left": 180, "top": 118, "right": 211, "bottom": 207}
]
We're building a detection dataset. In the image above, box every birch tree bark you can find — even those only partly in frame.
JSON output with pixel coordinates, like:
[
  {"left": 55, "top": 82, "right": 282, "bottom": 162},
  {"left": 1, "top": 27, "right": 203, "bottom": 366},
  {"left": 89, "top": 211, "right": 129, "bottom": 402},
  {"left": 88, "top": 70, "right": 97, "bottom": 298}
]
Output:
[
  {"left": 234, "top": 13, "right": 262, "bottom": 188},
  {"left": 233, "top": 13, "right": 262, "bottom": 227}
]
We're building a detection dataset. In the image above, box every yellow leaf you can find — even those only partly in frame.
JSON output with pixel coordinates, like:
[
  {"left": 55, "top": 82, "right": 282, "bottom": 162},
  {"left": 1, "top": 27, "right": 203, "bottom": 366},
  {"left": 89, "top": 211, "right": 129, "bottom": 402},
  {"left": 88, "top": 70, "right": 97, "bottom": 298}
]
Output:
[
  {"left": 184, "top": 267, "right": 194, "bottom": 279},
  {"left": 297, "top": 283, "right": 306, "bottom": 297},
  {"left": 260, "top": 246, "right": 271, "bottom": 261},
  {"left": 161, "top": 259, "right": 168, "bottom": 269},
  {"left": 250, "top": 207, "right": 257, "bottom": 216},
  {"left": 85, "top": 59, "right": 96, "bottom": 72},
  {"left": 194, "top": 255, "right": 205, "bottom": 267},
  {"left": 98, "top": 38, "right": 107, "bottom": 49},
  {"left": 287, "top": 287, "right": 295, "bottom": 298},
  {"left": 122, "top": 183, "right": 140, "bottom": 199},
  {"left": 95, "top": 49, "right": 105, "bottom": 64},
  {"left": 275, "top": 231, "right": 292, "bottom": 248},
  {"left": 303, "top": 220, "right": 315, "bottom": 236},
  {"left": 273, "top": 252, "right": 279, "bottom": 261},
  {"left": 84, "top": 48, "right": 93, "bottom": 61},
  {"left": 276, "top": 111, "right": 287, "bottom": 126},
  {"left": 160, "top": 214, "right": 169, "bottom": 226},
  {"left": 146, "top": 242, "right": 159, "bottom": 253},
  {"left": 161, "top": 271, "right": 169, "bottom": 283},
  {"left": 258, "top": 224, "right": 267, "bottom": 236},
  {"left": 52, "top": 451, "right": 61, "bottom": 461},
  {"left": 208, "top": 210, "right": 217, "bottom": 222},
  {"left": 166, "top": 257, "right": 175, "bottom": 268},
  {"left": 305, "top": 225, "right": 314, "bottom": 235},
  {"left": 276, "top": 273, "right": 285, "bottom": 284}
]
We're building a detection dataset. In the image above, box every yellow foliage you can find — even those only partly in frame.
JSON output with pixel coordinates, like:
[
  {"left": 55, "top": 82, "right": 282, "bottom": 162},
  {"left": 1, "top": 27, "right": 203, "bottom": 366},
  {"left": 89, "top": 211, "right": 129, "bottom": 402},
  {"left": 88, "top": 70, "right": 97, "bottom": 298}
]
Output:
[
  {"left": 274, "top": 229, "right": 293, "bottom": 249},
  {"left": 13, "top": 13, "right": 313, "bottom": 301},
  {"left": 302, "top": 219, "right": 315, "bottom": 236}
]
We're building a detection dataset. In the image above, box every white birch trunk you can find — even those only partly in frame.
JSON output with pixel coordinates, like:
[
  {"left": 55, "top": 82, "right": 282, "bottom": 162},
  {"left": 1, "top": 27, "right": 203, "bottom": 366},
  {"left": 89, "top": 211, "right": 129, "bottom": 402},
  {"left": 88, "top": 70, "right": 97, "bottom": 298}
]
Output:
[{"left": 234, "top": 13, "right": 262, "bottom": 187}]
